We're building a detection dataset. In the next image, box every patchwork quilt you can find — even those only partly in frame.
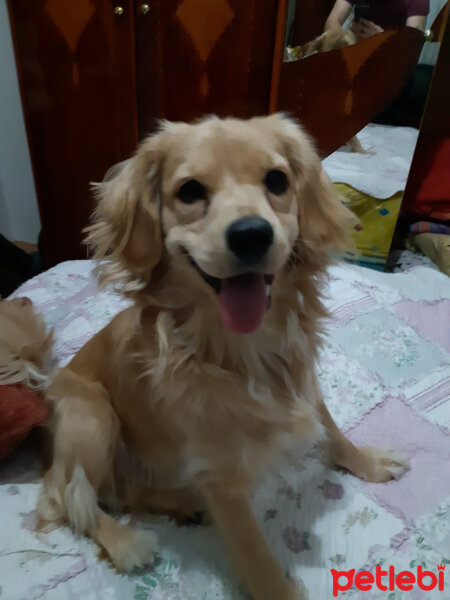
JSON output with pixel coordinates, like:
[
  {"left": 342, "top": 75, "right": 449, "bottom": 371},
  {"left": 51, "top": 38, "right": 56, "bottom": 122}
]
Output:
[{"left": 1, "top": 258, "right": 449, "bottom": 600}]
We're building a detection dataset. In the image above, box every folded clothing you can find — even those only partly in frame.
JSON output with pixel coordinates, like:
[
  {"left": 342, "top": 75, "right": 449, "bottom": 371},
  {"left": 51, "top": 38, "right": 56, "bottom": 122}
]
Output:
[{"left": 410, "top": 222, "right": 450, "bottom": 235}]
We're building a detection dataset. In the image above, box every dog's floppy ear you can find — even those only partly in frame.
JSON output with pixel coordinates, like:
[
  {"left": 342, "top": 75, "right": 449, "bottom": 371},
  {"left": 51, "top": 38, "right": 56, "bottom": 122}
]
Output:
[
  {"left": 85, "top": 132, "right": 164, "bottom": 290},
  {"left": 273, "top": 114, "right": 355, "bottom": 252},
  {"left": 299, "top": 161, "right": 355, "bottom": 251}
]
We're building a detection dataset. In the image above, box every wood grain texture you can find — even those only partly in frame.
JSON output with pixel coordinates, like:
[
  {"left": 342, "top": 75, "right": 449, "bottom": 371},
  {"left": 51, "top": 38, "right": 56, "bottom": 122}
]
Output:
[
  {"left": 400, "top": 8, "right": 450, "bottom": 220},
  {"left": 8, "top": 0, "right": 139, "bottom": 266},
  {"left": 268, "top": 0, "right": 288, "bottom": 113},
  {"left": 135, "top": 0, "right": 278, "bottom": 136},
  {"left": 277, "top": 27, "right": 424, "bottom": 157}
]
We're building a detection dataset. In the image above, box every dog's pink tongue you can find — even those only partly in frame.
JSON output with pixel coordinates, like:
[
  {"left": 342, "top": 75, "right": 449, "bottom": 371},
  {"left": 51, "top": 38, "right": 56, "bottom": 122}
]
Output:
[{"left": 219, "top": 273, "right": 266, "bottom": 334}]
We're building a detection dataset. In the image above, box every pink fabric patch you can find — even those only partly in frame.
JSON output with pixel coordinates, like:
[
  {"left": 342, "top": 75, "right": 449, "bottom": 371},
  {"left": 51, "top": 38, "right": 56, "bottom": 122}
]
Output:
[
  {"left": 346, "top": 397, "right": 450, "bottom": 521},
  {"left": 393, "top": 299, "right": 450, "bottom": 353}
]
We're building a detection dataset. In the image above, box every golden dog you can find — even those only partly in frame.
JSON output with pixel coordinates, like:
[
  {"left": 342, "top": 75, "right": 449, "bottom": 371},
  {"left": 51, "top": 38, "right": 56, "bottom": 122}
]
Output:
[{"left": 0, "top": 115, "right": 407, "bottom": 600}]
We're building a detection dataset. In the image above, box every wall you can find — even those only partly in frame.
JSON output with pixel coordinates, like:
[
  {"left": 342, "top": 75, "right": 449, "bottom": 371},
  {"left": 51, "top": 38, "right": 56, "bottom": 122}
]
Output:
[
  {"left": 420, "top": 0, "right": 447, "bottom": 65},
  {"left": 0, "top": 0, "right": 40, "bottom": 244}
]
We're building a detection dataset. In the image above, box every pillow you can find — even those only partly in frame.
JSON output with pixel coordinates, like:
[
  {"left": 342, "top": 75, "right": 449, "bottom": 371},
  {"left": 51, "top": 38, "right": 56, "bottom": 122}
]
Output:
[
  {"left": 0, "top": 384, "right": 48, "bottom": 461},
  {"left": 415, "top": 233, "right": 450, "bottom": 277}
]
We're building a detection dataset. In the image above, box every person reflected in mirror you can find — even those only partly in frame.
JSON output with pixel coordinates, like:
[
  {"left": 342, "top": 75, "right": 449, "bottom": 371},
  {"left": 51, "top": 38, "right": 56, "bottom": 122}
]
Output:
[{"left": 325, "top": 0, "right": 429, "bottom": 42}]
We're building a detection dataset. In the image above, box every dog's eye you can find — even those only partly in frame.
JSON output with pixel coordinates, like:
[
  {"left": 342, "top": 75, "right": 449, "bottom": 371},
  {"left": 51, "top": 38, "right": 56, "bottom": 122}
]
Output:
[
  {"left": 177, "top": 179, "right": 207, "bottom": 204},
  {"left": 264, "top": 169, "right": 288, "bottom": 195}
]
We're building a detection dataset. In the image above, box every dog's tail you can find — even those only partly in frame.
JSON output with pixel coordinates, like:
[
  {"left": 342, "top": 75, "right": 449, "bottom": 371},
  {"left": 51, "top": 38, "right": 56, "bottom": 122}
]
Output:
[{"left": 0, "top": 297, "right": 53, "bottom": 390}]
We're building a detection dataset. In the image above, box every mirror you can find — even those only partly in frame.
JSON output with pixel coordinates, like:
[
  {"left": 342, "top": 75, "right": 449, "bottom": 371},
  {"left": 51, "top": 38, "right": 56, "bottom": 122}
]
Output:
[
  {"left": 282, "top": 0, "right": 447, "bottom": 270},
  {"left": 284, "top": 1, "right": 441, "bottom": 60}
]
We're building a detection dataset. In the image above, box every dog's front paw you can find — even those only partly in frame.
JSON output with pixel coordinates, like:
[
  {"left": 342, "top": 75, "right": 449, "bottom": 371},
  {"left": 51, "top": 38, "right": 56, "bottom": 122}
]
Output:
[
  {"left": 351, "top": 447, "right": 409, "bottom": 483},
  {"left": 108, "top": 527, "right": 158, "bottom": 572},
  {"left": 288, "top": 577, "right": 309, "bottom": 600}
]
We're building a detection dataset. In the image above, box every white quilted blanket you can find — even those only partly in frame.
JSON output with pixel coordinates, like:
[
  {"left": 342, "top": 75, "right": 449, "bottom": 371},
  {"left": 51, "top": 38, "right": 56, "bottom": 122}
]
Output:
[
  {"left": 323, "top": 124, "right": 419, "bottom": 199},
  {"left": 1, "top": 259, "right": 449, "bottom": 600}
]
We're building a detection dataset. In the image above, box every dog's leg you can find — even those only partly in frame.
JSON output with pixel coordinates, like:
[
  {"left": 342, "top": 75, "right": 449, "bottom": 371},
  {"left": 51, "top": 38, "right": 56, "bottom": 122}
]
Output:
[
  {"left": 346, "top": 136, "right": 366, "bottom": 153},
  {"left": 129, "top": 487, "right": 206, "bottom": 525},
  {"left": 318, "top": 397, "right": 409, "bottom": 483},
  {"left": 37, "top": 371, "right": 157, "bottom": 571},
  {"left": 202, "top": 485, "right": 305, "bottom": 600}
]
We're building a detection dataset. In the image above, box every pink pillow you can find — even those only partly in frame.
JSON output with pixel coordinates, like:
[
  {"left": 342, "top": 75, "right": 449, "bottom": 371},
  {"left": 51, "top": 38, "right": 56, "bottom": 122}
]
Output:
[{"left": 0, "top": 384, "right": 48, "bottom": 460}]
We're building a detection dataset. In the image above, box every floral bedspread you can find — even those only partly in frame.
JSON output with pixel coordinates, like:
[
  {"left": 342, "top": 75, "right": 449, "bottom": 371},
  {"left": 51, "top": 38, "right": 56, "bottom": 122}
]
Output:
[{"left": 1, "top": 259, "right": 449, "bottom": 600}]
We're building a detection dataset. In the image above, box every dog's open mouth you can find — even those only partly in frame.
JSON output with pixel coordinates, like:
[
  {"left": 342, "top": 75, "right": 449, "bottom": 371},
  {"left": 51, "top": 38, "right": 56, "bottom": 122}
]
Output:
[{"left": 185, "top": 253, "right": 274, "bottom": 334}]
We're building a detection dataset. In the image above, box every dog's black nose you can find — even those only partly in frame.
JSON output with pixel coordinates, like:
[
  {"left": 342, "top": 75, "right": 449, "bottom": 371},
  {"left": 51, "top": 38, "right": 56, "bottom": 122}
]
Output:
[{"left": 226, "top": 216, "right": 274, "bottom": 264}]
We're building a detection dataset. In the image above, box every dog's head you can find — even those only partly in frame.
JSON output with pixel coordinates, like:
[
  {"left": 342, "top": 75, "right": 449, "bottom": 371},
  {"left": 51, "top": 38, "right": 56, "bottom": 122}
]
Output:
[{"left": 87, "top": 114, "right": 353, "bottom": 334}]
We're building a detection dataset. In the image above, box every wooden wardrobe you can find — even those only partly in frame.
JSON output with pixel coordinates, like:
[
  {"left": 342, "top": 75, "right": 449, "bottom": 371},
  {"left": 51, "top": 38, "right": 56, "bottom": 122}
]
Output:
[
  {"left": 9, "top": 0, "right": 435, "bottom": 266},
  {"left": 8, "top": 0, "right": 278, "bottom": 265}
]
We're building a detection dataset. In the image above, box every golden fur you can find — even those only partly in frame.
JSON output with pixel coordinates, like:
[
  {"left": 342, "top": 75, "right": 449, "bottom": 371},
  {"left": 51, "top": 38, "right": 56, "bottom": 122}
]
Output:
[
  {"left": 0, "top": 115, "right": 407, "bottom": 599},
  {"left": 303, "top": 29, "right": 357, "bottom": 56},
  {"left": 0, "top": 297, "right": 52, "bottom": 390}
]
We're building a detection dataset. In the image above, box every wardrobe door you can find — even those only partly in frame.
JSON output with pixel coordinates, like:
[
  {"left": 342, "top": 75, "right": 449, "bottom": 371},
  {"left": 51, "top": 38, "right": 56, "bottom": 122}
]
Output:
[
  {"left": 400, "top": 11, "right": 450, "bottom": 222},
  {"left": 135, "top": 0, "right": 278, "bottom": 136},
  {"left": 8, "top": 0, "right": 139, "bottom": 266}
]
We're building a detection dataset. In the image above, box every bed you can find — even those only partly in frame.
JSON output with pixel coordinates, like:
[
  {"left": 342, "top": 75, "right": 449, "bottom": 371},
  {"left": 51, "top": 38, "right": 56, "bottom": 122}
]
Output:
[
  {"left": 324, "top": 123, "right": 420, "bottom": 270},
  {"left": 1, "top": 252, "right": 449, "bottom": 600}
]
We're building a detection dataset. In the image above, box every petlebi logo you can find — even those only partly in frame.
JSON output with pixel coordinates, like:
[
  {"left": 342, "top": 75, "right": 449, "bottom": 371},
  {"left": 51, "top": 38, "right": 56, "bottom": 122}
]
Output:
[{"left": 331, "top": 563, "right": 446, "bottom": 597}]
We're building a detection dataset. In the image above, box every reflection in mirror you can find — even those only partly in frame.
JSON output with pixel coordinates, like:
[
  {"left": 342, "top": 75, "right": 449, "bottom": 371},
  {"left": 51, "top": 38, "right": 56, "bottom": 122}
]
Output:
[
  {"left": 282, "top": 0, "right": 447, "bottom": 271},
  {"left": 284, "top": 0, "right": 435, "bottom": 60}
]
